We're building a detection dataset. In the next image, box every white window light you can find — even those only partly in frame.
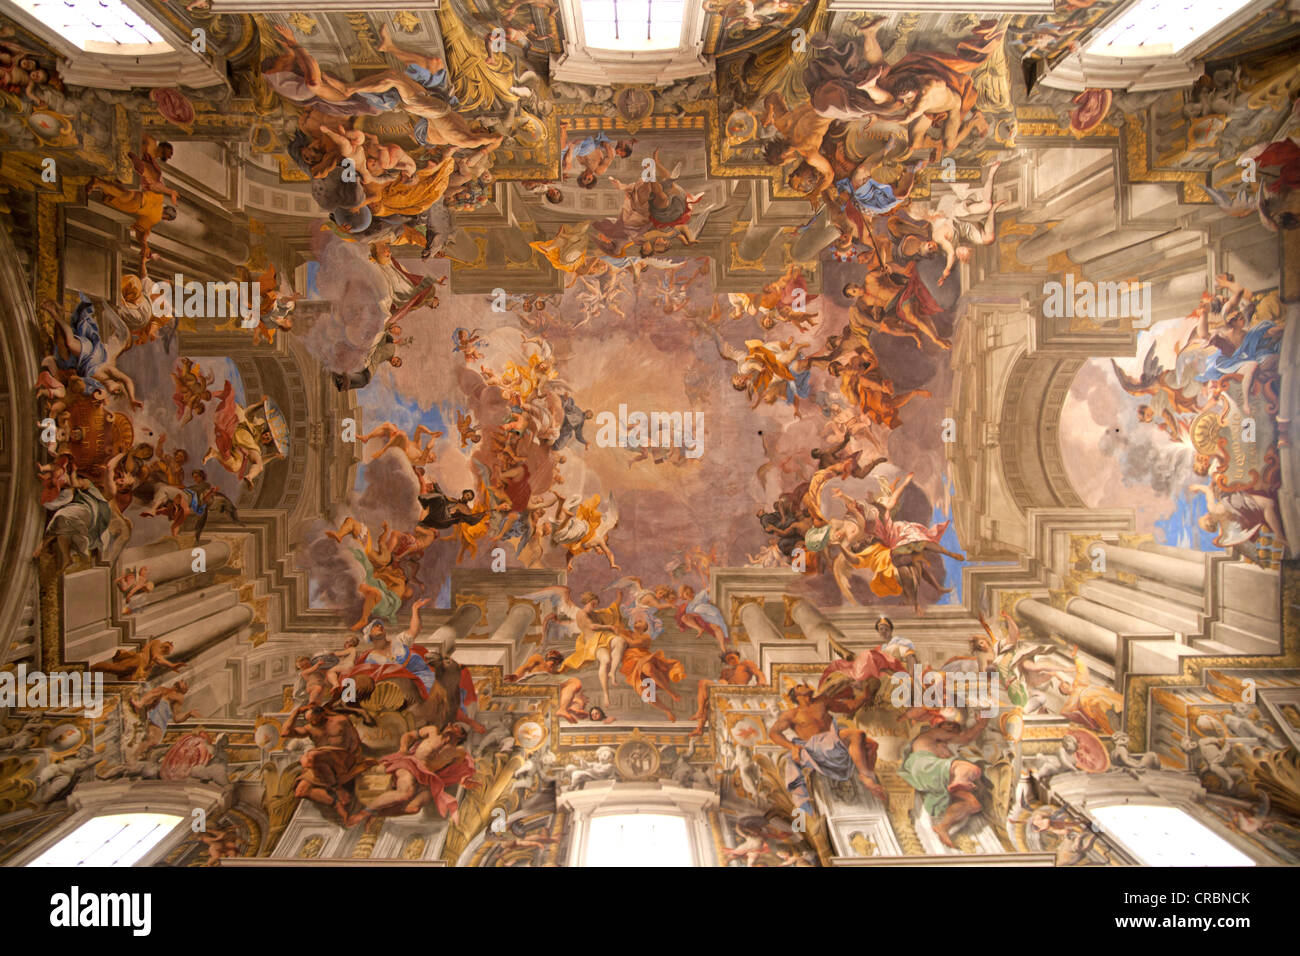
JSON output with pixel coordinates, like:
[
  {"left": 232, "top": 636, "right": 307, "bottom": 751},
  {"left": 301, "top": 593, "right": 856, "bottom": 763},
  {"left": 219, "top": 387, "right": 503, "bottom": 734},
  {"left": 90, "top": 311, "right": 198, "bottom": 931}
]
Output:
[
  {"left": 580, "top": 0, "right": 686, "bottom": 52},
  {"left": 1090, "top": 804, "right": 1255, "bottom": 866},
  {"left": 1082, "top": 0, "right": 1259, "bottom": 58},
  {"left": 27, "top": 812, "right": 183, "bottom": 867},
  {"left": 8, "top": 0, "right": 170, "bottom": 55},
  {"left": 582, "top": 812, "right": 694, "bottom": 867}
]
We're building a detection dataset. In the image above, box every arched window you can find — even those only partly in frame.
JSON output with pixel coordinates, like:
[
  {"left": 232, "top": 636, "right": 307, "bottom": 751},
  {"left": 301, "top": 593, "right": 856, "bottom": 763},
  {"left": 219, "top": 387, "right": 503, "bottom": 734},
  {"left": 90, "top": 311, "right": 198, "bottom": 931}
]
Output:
[{"left": 26, "top": 813, "right": 184, "bottom": 868}]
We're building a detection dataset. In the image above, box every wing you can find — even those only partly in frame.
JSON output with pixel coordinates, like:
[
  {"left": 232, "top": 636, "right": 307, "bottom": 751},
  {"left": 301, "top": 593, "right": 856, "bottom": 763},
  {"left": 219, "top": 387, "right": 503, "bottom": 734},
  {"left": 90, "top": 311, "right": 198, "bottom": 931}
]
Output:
[
  {"left": 1110, "top": 344, "right": 1159, "bottom": 394},
  {"left": 1214, "top": 519, "right": 1263, "bottom": 549},
  {"left": 1010, "top": 644, "right": 1050, "bottom": 671},
  {"left": 607, "top": 574, "right": 645, "bottom": 595},
  {"left": 998, "top": 609, "right": 1021, "bottom": 647},
  {"left": 519, "top": 584, "right": 578, "bottom": 617},
  {"left": 96, "top": 299, "right": 131, "bottom": 352},
  {"left": 596, "top": 493, "right": 619, "bottom": 536}
]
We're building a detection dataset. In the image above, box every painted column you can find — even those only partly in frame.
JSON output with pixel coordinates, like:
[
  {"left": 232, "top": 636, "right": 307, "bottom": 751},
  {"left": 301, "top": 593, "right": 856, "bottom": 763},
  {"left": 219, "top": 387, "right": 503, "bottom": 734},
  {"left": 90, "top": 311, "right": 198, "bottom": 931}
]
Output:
[
  {"left": 125, "top": 540, "right": 231, "bottom": 586},
  {"left": 167, "top": 602, "right": 254, "bottom": 657},
  {"left": 1016, "top": 598, "right": 1116, "bottom": 662},
  {"left": 431, "top": 603, "right": 483, "bottom": 649},
  {"left": 788, "top": 598, "right": 849, "bottom": 659},
  {"left": 739, "top": 600, "right": 783, "bottom": 662},
  {"left": 1100, "top": 545, "right": 1204, "bottom": 591},
  {"left": 490, "top": 602, "right": 536, "bottom": 644}
]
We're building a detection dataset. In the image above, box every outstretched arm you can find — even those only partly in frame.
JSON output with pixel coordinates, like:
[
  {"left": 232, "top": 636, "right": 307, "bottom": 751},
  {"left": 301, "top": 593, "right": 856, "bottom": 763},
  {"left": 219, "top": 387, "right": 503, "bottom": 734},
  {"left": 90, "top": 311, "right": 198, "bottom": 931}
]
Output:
[
  {"left": 881, "top": 473, "right": 914, "bottom": 512},
  {"left": 279, "top": 704, "right": 306, "bottom": 739},
  {"left": 403, "top": 596, "right": 431, "bottom": 641}
]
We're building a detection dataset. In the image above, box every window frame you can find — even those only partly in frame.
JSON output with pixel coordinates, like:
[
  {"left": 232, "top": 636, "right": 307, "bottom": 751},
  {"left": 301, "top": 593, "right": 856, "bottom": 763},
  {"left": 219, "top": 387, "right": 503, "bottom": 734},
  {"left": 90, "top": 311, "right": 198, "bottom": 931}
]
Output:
[
  {"left": 0, "top": 0, "right": 225, "bottom": 91},
  {"left": 8, "top": 780, "right": 229, "bottom": 868},
  {"left": 558, "top": 780, "right": 718, "bottom": 868},
  {"left": 1048, "top": 769, "right": 1266, "bottom": 866}
]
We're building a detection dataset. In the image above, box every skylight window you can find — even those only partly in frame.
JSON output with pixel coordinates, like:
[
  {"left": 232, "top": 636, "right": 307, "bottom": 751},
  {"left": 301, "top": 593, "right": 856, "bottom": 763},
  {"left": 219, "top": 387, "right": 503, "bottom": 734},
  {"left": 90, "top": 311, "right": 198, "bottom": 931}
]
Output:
[
  {"left": 1083, "top": 0, "right": 1258, "bottom": 58},
  {"left": 580, "top": 0, "right": 686, "bottom": 52},
  {"left": 27, "top": 813, "right": 183, "bottom": 867},
  {"left": 1091, "top": 805, "right": 1255, "bottom": 866},
  {"left": 583, "top": 812, "right": 694, "bottom": 866},
  {"left": 9, "top": 0, "right": 170, "bottom": 55}
]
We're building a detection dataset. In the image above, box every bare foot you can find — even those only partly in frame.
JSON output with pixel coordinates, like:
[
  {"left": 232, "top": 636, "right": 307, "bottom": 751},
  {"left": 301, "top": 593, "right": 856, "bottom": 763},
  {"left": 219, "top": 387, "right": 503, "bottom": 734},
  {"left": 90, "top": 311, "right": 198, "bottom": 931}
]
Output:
[{"left": 933, "top": 823, "right": 957, "bottom": 849}]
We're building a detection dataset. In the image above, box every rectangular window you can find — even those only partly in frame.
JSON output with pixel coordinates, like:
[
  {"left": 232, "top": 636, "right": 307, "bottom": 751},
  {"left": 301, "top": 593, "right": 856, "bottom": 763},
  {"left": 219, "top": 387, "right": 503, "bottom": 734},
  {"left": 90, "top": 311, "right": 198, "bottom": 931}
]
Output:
[
  {"left": 1082, "top": 0, "right": 1259, "bottom": 57},
  {"left": 583, "top": 812, "right": 694, "bottom": 866},
  {"left": 580, "top": 0, "right": 686, "bottom": 52},
  {"left": 7, "top": 0, "right": 169, "bottom": 54},
  {"left": 1091, "top": 805, "right": 1254, "bottom": 866},
  {"left": 27, "top": 813, "right": 183, "bottom": 867}
]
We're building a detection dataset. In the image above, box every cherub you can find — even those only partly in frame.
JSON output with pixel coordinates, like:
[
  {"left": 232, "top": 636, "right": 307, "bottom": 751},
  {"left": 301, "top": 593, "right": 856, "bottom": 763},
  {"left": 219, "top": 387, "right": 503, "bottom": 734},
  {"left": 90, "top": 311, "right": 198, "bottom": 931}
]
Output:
[
  {"left": 115, "top": 566, "right": 154, "bottom": 613},
  {"left": 171, "top": 358, "right": 215, "bottom": 424},
  {"left": 199, "top": 823, "right": 243, "bottom": 865},
  {"left": 560, "top": 124, "right": 634, "bottom": 189},
  {"left": 456, "top": 410, "right": 482, "bottom": 448},
  {"left": 452, "top": 327, "right": 484, "bottom": 363},
  {"left": 325, "top": 635, "right": 362, "bottom": 689}
]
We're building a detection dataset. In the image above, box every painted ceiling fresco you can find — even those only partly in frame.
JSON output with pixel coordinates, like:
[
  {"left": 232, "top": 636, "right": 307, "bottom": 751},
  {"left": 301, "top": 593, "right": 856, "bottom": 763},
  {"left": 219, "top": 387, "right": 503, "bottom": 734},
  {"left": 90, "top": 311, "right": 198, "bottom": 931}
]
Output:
[{"left": 0, "top": 0, "right": 1299, "bottom": 870}]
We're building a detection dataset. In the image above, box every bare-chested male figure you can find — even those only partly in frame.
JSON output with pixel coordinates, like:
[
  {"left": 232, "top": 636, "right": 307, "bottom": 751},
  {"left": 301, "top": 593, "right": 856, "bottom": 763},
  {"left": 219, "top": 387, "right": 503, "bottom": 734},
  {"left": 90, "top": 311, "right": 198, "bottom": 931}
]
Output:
[
  {"left": 358, "top": 722, "right": 475, "bottom": 823},
  {"left": 769, "top": 682, "right": 887, "bottom": 807},
  {"left": 265, "top": 24, "right": 501, "bottom": 151},
  {"left": 279, "top": 703, "right": 374, "bottom": 824},
  {"left": 900, "top": 715, "right": 989, "bottom": 848},
  {"left": 691, "top": 651, "right": 766, "bottom": 736},
  {"left": 93, "top": 638, "right": 184, "bottom": 681},
  {"left": 557, "top": 679, "right": 615, "bottom": 724},
  {"left": 761, "top": 92, "right": 837, "bottom": 201}
]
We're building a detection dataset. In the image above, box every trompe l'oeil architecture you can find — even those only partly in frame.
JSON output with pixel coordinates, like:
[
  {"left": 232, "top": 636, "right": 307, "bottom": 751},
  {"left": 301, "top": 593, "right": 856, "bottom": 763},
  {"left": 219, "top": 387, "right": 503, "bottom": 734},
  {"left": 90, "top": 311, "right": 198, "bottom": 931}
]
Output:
[{"left": 0, "top": 0, "right": 1297, "bottom": 869}]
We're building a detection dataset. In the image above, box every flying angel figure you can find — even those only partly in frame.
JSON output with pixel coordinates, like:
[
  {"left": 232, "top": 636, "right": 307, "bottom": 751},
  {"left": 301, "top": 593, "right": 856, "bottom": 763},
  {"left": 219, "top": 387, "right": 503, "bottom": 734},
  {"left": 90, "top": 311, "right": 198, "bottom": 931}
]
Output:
[
  {"left": 43, "top": 295, "right": 143, "bottom": 410},
  {"left": 608, "top": 574, "right": 676, "bottom": 638},
  {"left": 1110, "top": 341, "right": 1201, "bottom": 418},
  {"left": 544, "top": 492, "right": 621, "bottom": 571},
  {"left": 518, "top": 583, "right": 585, "bottom": 646}
]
